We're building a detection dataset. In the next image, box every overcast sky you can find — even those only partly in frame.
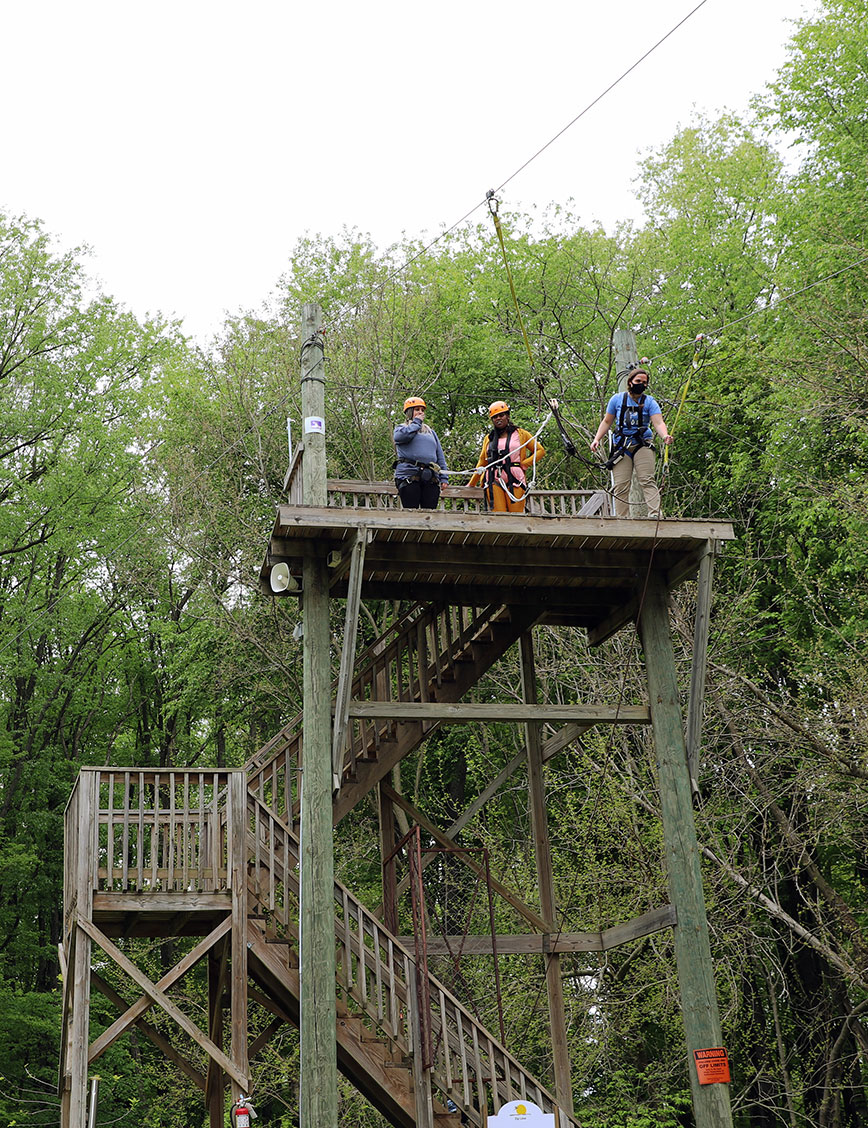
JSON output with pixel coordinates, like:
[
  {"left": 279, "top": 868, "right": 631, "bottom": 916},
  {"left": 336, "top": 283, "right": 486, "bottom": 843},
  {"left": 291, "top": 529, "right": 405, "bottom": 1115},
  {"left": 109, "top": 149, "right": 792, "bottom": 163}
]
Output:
[{"left": 2, "top": 0, "right": 815, "bottom": 341}]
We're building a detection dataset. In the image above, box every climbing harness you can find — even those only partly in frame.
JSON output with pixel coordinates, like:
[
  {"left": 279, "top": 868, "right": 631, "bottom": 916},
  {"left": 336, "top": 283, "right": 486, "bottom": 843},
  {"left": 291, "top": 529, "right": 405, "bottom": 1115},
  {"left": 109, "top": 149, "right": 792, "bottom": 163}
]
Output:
[
  {"left": 449, "top": 412, "right": 551, "bottom": 490},
  {"left": 395, "top": 458, "right": 441, "bottom": 486},
  {"left": 604, "top": 389, "right": 652, "bottom": 469},
  {"left": 482, "top": 422, "right": 532, "bottom": 507}
]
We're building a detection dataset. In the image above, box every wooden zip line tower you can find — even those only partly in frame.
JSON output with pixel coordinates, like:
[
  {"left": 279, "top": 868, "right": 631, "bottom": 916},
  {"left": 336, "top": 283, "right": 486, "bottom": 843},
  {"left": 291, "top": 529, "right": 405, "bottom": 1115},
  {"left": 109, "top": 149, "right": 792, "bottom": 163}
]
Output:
[{"left": 59, "top": 304, "right": 734, "bottom": 1128}]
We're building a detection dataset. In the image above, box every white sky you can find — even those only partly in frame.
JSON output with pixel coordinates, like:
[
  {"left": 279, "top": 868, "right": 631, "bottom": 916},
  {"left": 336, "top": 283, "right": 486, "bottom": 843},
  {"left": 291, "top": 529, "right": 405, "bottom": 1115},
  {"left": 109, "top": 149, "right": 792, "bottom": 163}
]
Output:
[{"left": 2, "top": 0, "right": 815, "bottom": 341}]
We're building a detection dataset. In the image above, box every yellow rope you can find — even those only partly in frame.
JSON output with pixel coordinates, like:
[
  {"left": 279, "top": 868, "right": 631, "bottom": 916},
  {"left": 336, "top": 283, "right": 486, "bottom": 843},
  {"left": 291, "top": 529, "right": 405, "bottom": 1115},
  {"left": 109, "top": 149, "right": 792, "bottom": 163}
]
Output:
[
  {"left": 663, "top": 336, "right": 705, "bottom": 470},
  {"left": 487, "top": 194, "right": 536, "bottom": 372}
]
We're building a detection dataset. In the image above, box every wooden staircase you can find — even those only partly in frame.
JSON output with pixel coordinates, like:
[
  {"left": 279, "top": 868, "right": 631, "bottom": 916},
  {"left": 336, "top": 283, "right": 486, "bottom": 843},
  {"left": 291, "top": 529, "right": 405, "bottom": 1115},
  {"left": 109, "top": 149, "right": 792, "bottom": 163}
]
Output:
[
  {"left": 243, "top": 599, "right": 572, "bottom": 1124},
  {"left": 246, "top": 601, "right": 542, "bottom": 826},
  {"left": 245, "top": 792, "right": 568, "bottom": 1127}
]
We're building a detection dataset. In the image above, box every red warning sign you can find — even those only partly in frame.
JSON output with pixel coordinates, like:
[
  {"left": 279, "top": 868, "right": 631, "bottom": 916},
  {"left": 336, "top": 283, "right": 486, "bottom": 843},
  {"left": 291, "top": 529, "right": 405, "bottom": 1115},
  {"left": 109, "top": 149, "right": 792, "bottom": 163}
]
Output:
[{"left": 693, "top": 1047, "right": 731, "bottom": 1085}]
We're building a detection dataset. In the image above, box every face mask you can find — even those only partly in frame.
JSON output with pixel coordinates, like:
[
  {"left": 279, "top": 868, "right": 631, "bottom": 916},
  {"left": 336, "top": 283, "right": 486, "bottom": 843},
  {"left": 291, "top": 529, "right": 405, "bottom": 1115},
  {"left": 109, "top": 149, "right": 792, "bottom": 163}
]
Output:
[{"left": 630, "top": 381, "right": 647, "bottom": 395}]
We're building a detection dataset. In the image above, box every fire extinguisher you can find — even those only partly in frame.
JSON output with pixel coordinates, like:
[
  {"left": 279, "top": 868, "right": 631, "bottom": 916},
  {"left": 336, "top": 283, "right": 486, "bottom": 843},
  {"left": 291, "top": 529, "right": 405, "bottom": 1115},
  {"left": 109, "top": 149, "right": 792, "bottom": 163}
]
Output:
[{"left": 231, "top": 1096, "right": 256, "bottom": 1126}]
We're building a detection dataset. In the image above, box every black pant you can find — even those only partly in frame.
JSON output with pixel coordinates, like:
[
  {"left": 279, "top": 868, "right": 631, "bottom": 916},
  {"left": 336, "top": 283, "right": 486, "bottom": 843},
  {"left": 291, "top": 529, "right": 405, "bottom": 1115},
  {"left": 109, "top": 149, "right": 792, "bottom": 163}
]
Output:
[{"left": 396, "top": 477, "right": 440, "bottom": 509}]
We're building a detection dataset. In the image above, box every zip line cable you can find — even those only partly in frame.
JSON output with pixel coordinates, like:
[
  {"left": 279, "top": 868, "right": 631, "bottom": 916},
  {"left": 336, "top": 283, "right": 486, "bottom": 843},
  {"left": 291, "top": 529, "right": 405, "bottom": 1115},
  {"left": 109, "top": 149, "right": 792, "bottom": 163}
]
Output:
[
  {"left": 492, "top": 0, "right": 711, "bottom": 198},
  {"left": 333, "top": 0, "right": 714, "bottom": 315}
]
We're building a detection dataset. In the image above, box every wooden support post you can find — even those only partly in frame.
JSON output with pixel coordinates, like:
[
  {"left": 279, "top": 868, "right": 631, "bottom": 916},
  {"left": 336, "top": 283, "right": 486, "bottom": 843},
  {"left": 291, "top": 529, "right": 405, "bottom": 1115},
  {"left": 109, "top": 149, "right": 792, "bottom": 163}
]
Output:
[
  {"left": 64, "top": 770, "right": 95, "bottom": 1128},
  {"left": 300, "top": 301, "right": 327, "bottom": 508},
  {"left": 686, "top": 544, "right": 715, "bottom": 792},
  {"left": 229, "top": 771, "right": 249, "bottom": 1103},
  {"left": 408, "top": 955, "right": 435, "bottom": 1128},
  {"left": 299, "top": 301, "right": 338, "bottom": 1128},
  {"left": 332, "top": 529, "right": 368, "bottom": 789},
  {"left": 520, "top": 633, "right": 574, "bottom": 1116},
  {"left": 637, "top": 576, "right": 733, "bottom": 1128},
  {"left": 207, "top": 941, "right": 227, "bottom": 1127},
  {"left": 613, "top": 328, "right": 644, "bottom": 516},
  {"left": 379, "top": 783, "right": 398, "bottom": 934}
]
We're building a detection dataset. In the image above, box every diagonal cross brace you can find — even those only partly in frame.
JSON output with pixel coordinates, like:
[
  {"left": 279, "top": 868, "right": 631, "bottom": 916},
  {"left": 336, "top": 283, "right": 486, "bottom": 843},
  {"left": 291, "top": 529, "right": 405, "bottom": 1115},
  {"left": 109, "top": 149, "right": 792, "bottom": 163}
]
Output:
[{"left": 78, "top": 916, "right": 247, "bottom": 1090}]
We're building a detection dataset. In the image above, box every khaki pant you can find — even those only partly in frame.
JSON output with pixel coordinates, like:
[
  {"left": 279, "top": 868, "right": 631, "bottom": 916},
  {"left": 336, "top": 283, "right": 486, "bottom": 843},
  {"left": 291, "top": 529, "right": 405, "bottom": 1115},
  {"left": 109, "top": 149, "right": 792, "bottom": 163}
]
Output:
[{"left": 612, "top": 445, "right": 661, "bottom": 518}]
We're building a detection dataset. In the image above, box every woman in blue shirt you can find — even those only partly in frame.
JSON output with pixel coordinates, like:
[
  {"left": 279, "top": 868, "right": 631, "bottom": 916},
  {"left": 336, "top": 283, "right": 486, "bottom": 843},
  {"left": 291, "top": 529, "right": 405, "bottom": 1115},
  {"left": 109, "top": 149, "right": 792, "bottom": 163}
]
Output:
[
  {"left": 590, "top": 366, "right": 673, "bottom": 519},
  {"left": 393, "top": 396, "right": 449, "bottom": 509}
]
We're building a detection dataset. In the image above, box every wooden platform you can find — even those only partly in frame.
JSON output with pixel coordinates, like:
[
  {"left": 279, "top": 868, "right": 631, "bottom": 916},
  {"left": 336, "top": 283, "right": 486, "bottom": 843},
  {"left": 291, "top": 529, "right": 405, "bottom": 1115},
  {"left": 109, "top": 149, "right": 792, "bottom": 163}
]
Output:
[{"left": 261, "top": 507, "right": 735, "bottom": 643}]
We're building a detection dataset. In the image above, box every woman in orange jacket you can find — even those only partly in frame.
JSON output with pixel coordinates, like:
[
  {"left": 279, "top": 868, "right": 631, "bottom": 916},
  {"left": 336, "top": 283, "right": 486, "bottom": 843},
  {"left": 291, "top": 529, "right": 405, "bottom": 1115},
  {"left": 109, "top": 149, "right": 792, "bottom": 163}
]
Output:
[{"left": 468, "top": 401, "right": 545, "bottom": 513}]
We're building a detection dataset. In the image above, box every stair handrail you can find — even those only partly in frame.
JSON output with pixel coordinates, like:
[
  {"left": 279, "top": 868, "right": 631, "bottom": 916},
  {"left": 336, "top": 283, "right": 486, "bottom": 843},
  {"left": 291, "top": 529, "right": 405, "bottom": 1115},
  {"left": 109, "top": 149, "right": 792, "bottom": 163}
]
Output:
[{"left": 246, "top": 791, "right": 573, "bottom": 1127}]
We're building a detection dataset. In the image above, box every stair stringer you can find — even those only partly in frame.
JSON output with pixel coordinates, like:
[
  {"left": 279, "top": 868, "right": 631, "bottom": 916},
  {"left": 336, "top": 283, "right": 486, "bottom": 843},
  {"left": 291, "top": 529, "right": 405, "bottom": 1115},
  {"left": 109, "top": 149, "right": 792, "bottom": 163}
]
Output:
[{"left": 334, "top": 602, "right": 543, "bottom": 821}]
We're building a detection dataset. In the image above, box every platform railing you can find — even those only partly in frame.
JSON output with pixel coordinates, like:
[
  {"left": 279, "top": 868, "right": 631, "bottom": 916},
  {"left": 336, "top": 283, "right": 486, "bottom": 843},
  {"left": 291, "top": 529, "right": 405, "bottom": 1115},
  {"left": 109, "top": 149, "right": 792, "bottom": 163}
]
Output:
[
  {"left": 325, "top": 480, "right": 609, "bottom": 517},
  {"left": 283, "top": 450, "right": 608, "bottom": 516},
  {"left": 247, "top": 794, "right": 570, "bottom": 1128}
]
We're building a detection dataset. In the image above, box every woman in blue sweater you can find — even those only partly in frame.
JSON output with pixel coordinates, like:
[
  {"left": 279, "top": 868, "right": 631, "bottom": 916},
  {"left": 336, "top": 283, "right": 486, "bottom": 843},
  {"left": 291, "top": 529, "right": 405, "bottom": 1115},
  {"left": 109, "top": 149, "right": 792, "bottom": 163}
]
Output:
[{"left": 393, "top": 396, "right": 449, "bottom": 509}]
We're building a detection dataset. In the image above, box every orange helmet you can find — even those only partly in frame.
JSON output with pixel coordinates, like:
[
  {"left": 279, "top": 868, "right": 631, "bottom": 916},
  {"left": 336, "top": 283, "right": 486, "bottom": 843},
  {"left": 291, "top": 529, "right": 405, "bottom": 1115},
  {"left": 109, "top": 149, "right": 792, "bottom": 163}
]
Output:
[
  {"left": 403, "top": 396, "right": 426, "bottom": 411},
  {"left": 488, "top": 400, "right": 510, "bottom": 418}
]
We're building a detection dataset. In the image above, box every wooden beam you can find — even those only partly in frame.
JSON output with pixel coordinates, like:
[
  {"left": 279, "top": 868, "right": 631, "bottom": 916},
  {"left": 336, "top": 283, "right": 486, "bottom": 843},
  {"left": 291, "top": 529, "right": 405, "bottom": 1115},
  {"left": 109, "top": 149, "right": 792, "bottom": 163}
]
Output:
[
  {"left": 64, "top": 771, "right": 95, "bottom": 1128},
  {"left": 207, "top": 939, "right": 228, "bottom": 1128},
  {"left": 332, "top": 579, "right": 609, "bottom": 611},
  {"left": 351, "top": 541, "right": 644, "bottom": 579},
  {"left": 248, "top": 1015, "right": 286, "bottom": 1061},
  {"left": 333, "top": 528, "right": 368, "bottom": 788},
  {"left": 91, "top": 892, "right": 230, "bottom": 914},
  {"left": 347, "top": 702, "right": 651, "bottom": 724},
  {"left": 521, "top": 632, "right": 573, "bottom": 1114},
  {"left": 398, "top": 907, "right": 676, "bottom": 954},
  {"left": 586, "top": 543, "right": 716, "bottom": 648},
  {"left": 229, "top": 771, "right": 249, "bottom": 1105},
  {"left": 273, "top": 505, "right": 735, "bottom": 546},
  {"left": 686, "top": 545, "right": 715, "bottom": 791},
  {"left": 78, "top": 917, "right": 248, "bottom": 1090},
  {"left": 248, "top": 986, "right": 295, "bottom": 1026},
  {"left": 298, "top": 301, "right": 338, "bottom": 1128},
  {"left": 271, "top": 534, "right": 694, "bottom": 575},
  {"left": 88, "top": 916, "right": 232, "bottom": 1062}
]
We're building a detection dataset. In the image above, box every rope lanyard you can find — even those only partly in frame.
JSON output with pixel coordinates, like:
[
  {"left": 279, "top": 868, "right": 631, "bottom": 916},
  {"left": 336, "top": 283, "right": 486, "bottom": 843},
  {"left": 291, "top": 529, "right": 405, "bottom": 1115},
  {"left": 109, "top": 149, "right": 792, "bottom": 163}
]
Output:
[{"left": 486, "top": 192, "right": 597, "bottom": 477}]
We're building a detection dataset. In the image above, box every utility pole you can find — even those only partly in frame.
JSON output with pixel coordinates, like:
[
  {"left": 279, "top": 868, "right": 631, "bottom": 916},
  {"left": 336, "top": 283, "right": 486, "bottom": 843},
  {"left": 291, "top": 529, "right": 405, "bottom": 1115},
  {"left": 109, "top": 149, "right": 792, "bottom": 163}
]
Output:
[
  {"left": 612, "top": 328, "right": 645, "bottom": 516},
  {"left": 299, "top": 302, "right": 338, "bottom": 1128}
]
